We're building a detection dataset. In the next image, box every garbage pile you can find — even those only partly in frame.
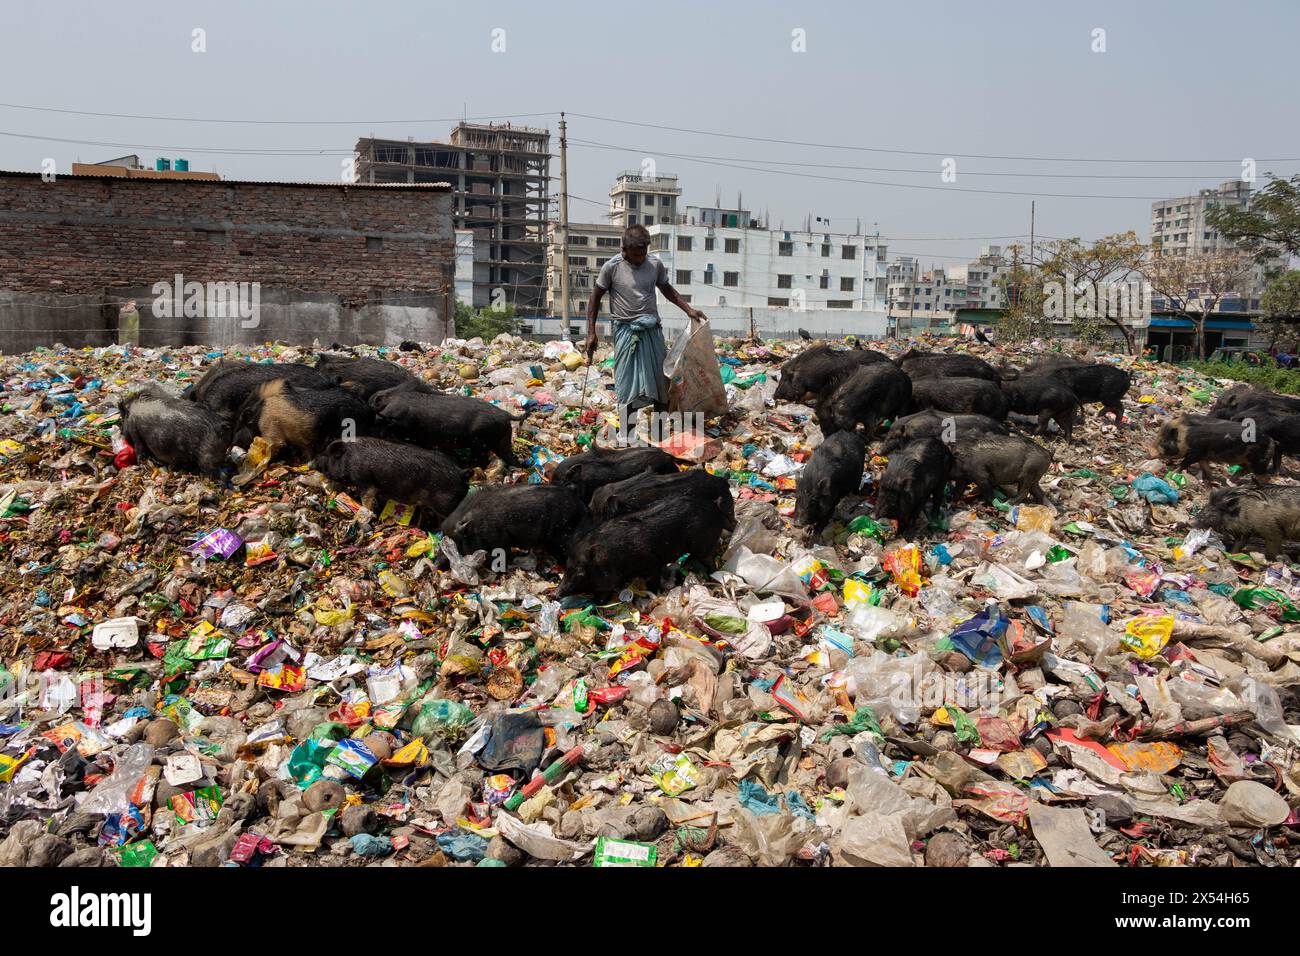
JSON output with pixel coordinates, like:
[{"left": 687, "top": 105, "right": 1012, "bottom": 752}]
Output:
[{"left": 1, "top": 334, "right": 1299, "bottom": 869}]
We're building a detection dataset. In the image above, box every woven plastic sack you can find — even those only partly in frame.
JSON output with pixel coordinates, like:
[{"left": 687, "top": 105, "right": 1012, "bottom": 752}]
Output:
[{"left": 664, "top": 316, "right": 728, "bottom": 418}]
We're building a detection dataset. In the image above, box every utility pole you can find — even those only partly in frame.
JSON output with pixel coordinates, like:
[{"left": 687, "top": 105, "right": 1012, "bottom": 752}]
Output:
[
  {"left": 1029, "top": 200, "right": 1035, "bottom": 267},
  {"left": 1011, "top": 243, "right": 1020, "bottom": 313},
  {"left": 558, "top": 112, "right": 571, "bottom": 341}
]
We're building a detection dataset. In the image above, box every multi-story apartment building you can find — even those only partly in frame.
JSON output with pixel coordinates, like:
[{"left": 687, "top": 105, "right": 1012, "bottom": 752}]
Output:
[
  {"left": 954, "top": 246, "right": 1010, "bottom": 310},
  {"left": 1150, "top": 180, "right": 1276, "bottom": 310},
  {"left": 609, "top": 171, "right": 682, "bottom": 228},
  {"left": 644, "top": 208, "right": 889, "bottom": 314},
  {"left": 884, "top": 246, "right": 1008, "bottom": 330},
  {"left": 888, "top": 267, "right": 968, "bottom": 329},
  {"left": 544, "top": 220, "right": 623, "bottom": 320}
]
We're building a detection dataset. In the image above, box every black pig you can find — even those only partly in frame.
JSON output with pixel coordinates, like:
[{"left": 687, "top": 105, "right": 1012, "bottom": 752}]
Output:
[
  {"left": 232, "top": 380, "right": 374, "bottom": 460},
  {"left": 815, "top": 362, "right": 912, "bottom": 438},
  {"left": 1208, "top": 384, "right": 1300, "bottom": 420},
  {"left": 1228, "top": 403, "right": 1300, "bottom": 472},
  {"left": 909, "top": 376, "right": 1009, "bottom": 419},
  {"left": 878, "top": 409, "right": 1008, "bottom": 454},
  {"left": 1155, "top": 415, "right": 1275, "bottom": 481},
  {"left": 439, "top": 483, "right": 588, "bottom": 564},
  {"left": 187, "top": 361, "right": 330, "bottom": 423},
  {"left": 119, "top": 385, "right": 231, "bottom": 480},
  {"left": 1048, "top": 363, "right": 1130, "bottom": 422},
  {"left": 372, "top": 387, "right": 529, "bottom": 466},
  {"left": 1000, "top": 376, "right": 1082, "bottom": 440},
  {"left": 558, "top": 496, "right": 726, "bottom": 599},
  {"left": 896, "top": 350, "right": 1014, "bottom": 382},
  {"left": 794, "top": 430, "right": 866, "bottom": 534},
  {"left": 588, "top": 468, "right": 735, "bottom": 530},
  {"left": 315, "top": 354, "right": 428, "bottom": 399},
  {"left": 313, "top": 437, "right": 467, "bottom": 522},
  {"left": 876, "top": 438, "right": 952, "bottom": 533},
  {"left": 773, "top": 345, "right": 891, "bottom": 403},
  {"left": 949, "top": 434, "right": 1052, "bottom": 504},
  {"left": 1194, "top": 484, "right": 1300, "bottom": 558},
  {"left": 549, "top": 444, "right": 679, "bottom": 502}
]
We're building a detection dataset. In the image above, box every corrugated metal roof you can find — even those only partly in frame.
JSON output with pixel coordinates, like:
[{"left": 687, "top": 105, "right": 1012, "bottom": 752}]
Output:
[{"left": 0, "top": 169, "right": 451, "bottom": 191}]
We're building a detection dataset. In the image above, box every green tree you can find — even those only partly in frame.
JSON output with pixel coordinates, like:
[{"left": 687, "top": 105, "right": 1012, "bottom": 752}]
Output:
[
  {"left": 1036, "top": 232, "right": 1148, "bottom": 354},
  {"left": 1141, "top": 250, "right": 1255, "bottom": 361},
  {"left": 995, "top": 243, "right": 1050, "bottom": 342},
  {"left": 454, "top": 301, "right": 519, "bottom": 341},
  {"left": 1259, "top": 270, "right": 1300, "bottom": 350},
  {"left": 1206, "top": 175, "right": 1300, "bottom": 257}
]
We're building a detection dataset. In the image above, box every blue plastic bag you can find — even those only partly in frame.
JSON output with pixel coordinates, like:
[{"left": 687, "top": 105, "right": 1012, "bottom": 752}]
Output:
[{"left": 1132, "top": 472, "right": 1178, "bottom": 504}]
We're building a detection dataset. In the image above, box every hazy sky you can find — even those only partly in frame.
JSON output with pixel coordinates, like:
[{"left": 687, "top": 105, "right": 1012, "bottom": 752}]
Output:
[{"left": 2, "top": 0, "right": 1295, "bottom": 268}]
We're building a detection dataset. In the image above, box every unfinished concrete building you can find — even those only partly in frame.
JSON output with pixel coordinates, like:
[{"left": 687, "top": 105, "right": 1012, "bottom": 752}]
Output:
[{"left": 356, "top": 123, "right": 551, "bottom": 311}]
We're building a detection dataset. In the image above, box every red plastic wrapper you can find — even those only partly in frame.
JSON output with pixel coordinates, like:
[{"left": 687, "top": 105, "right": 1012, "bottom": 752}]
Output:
[{"left": 588, "top": 685, "right": 630, "bottom": 706}]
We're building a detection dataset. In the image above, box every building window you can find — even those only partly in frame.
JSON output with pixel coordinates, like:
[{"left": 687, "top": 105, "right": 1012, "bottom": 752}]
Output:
[
  {"left": 827, "top": 300, "right": 853, "bottom": 309},
  {"left": 627, "top": 194, "right": 638, "bottom": 208},
  {"left": 841, "top": 277, "right": 855, "bottom": 291},
  {"left": 677, "top": 270, "right": 692, "bottom": 285},
  {"left": 679, "top": 293, "right": 691, "bottom": 303},
  {"left": 704, "top": 237, "right": 715, "bottom": 251},
  {"left": 569, "top": 235, "right": 589, "bottom": 246},
  {"left": 596, "top": 258, "right": 610, "bottom": 267},
  {"left": 597, "top": 236, "right": 620, "bottom": 248},
  {"left": 644, "top": 195, "right": 656, "bottom": 208},
  {"left": 725, "top": 238, "right": 740, "bottom": 254},
  {"left": 775, "top": 274, "right": 792, "bottom": 289},
  {"left": 661, "top": 196, "right": 671, "bottom": 206},
  {"left": 568, "top": 256, "right": 587, "bottom": 266},
  {"left": 821, "top": 244, "right": 831, "bottom": 257},
  {"left": 627, "top": 214, "right": 637, "bottom": 226},
  {"left": 819, "top": 275, "right": 830, "bottom": 289},
  {"left": 723, "top": 271, "right": 739, "bottom": 287},
  {"left": 778, "top": 241, "right": 793, "bottom": 257},
  {"left": 702, "top": 270, "right": 714, "bottom": 285},
  {"left": 650, "top": 234, "right": 668, "bottom": 251},
  {"left": 767, "top": 297, "right": 790, "bottom": 307},
  {"left": 841, "top": 245, "right": 856, "bottom": 259},
  {"left": 677, "top": 236, "right": 693, "bottom": 252}
]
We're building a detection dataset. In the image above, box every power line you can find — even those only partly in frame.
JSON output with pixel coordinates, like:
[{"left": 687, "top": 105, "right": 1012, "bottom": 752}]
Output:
[
  {"left": 567, "top": 138, "right": 1294, "bottom": 181},
  {"left": 567, "top": 112, "right": 1300, "bottom": 165},
  {"left": 567, "top": 140, "right": 1171, "bottom": 201},
  {"left": 0, "top": 129, "right": 353, "bottom": 156},
  {"left": 0, "top": 102, "right": 558, "bottom": 126}
]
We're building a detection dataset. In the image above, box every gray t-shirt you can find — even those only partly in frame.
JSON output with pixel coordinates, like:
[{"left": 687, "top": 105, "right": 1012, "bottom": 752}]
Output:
[{"left": 596, "top": 253, "right": 667, "bottom": 321}]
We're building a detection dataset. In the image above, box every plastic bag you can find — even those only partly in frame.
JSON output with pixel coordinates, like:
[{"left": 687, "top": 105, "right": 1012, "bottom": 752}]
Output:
[
  {"left": 77, "top": 743, "right": 156, "bottom": 814},
  {"left": 478, "top": 711, "right": 546, "bottom": 774},
  {"left": 1132, "top": 472, "right": 1178, "bottom": 504},
  {"left": 411, "top": 699, "right": 476, "bottom": 738},
  {"left": 664, "top": 316, "right": 728, "bottom": 418}
]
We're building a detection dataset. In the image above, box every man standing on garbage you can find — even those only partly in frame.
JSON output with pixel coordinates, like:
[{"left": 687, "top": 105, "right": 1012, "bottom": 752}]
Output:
[{"left": 585, "top": 224, "right": 706, "bottom": 431}]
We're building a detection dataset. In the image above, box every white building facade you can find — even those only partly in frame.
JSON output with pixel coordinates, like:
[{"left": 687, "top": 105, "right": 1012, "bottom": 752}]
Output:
[
  {"left": 454, "top": 229, "right": 474, "bottom": 307},
  {"left": 645, "top": 208, "right": 887, "bottom": 316},
  {"left": 1150, "top": 180, "right": 1278, "bottom": 310}
]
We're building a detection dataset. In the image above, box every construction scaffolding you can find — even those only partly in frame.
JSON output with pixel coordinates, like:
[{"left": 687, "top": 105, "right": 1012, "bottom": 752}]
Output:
[{"left": 356, "top": 123, "right": 551, "bottom": 311}]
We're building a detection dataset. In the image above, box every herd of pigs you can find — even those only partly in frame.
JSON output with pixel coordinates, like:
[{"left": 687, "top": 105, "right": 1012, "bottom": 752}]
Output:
[{"left": 116, "top": 344, "right": 1300, "bottom": 600}]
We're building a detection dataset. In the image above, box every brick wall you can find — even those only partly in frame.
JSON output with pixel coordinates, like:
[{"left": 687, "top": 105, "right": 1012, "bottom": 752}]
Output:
[{"left": 0, "top": 172, "right": 454, "bottom": 308}]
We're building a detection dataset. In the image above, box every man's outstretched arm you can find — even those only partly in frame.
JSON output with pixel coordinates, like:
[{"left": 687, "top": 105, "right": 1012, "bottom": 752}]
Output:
[{"left": 658, "top": 282, "right": 705, "bottom": 321}]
